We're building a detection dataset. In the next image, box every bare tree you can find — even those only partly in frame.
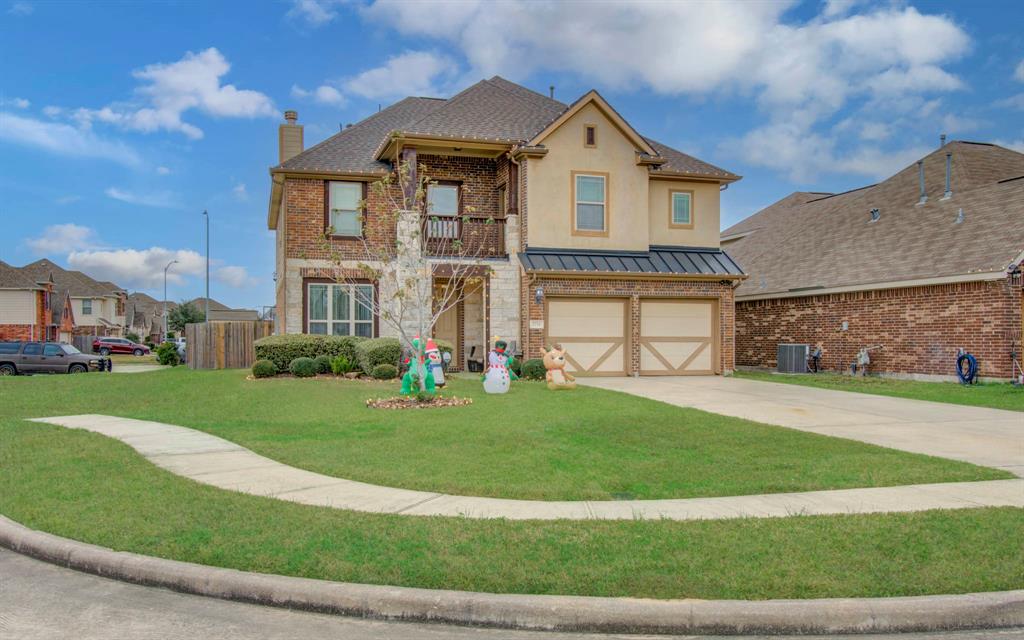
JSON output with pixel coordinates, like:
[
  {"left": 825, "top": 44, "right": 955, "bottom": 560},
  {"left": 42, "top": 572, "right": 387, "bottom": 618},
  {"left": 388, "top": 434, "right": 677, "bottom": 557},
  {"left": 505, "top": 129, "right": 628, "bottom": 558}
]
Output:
[{"left": 318, "top": 157, "right": 501, "bottom": 391}]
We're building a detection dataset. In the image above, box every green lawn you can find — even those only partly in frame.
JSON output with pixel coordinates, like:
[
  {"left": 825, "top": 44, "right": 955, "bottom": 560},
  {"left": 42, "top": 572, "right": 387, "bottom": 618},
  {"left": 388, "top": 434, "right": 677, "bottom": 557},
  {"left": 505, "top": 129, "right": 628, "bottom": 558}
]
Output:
[
  {"left": 735, "top": 370, "right": 1024, "bottom": 412},
  {"left": 0, "top": 368, "right": 1009, "bottom": 500},
  {"left": 1, "top": 420, "right": 1021, "bottom": 600}
]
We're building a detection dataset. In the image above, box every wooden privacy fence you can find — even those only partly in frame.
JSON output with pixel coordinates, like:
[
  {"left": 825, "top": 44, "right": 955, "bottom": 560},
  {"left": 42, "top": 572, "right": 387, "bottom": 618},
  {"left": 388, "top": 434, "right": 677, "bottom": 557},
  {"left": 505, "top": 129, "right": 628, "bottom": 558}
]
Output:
[{"left": 185, "top": 321, "right": 274, "bottom": 370}]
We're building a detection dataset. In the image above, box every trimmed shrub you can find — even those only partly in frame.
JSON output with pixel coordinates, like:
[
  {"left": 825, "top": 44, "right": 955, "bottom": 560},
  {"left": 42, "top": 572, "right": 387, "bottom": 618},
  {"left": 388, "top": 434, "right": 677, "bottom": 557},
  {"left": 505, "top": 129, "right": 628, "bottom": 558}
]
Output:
[
  {"left": 289, "top": 357, "right": 317, "bottom": 378},
  {"left": 330, "top": 355, "right": 356, "bottom": 376},
  {"left": 254, "top": 334, "right": 367, "bottom": 372},
  {"left": 313, "top": 355, "right": 332, "bottom": 374},
  {"left": 355, "top": 337, "right": 402, "bottom": 375},
  {"left": 521, "top": 358, "right": 546, "bottom": 380},
  {"left": 252, "top": 359, "right": 277, "bottom": 378},
  {"left": 372, "top": 363, "right": 398, "bottom": 380},
  {"left": 155, "top": 342, "right": 180, "bottom": 367}
]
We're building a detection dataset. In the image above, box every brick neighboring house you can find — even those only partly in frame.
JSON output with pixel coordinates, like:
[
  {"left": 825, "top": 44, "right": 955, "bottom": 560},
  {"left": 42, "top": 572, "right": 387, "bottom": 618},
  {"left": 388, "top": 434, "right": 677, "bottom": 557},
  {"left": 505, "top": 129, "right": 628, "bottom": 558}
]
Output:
[
  {"left": 18, "top": 260, "right": 126, "bottom": 338},
  {"left": 269, "top": 76, "right": 745, "bottom": 376},
  {"left": 0, "top": 260, "right": 56, "bottom": 341},
  {"left": 723, "top": 141, "right": 1024, "bottom": 380}
]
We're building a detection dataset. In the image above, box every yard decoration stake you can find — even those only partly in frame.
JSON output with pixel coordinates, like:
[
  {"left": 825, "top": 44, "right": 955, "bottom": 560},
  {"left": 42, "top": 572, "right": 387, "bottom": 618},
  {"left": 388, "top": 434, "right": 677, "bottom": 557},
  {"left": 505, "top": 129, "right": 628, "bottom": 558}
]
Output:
[
  {"left": 541, "top": 345, "right": 576, "bottom": 390},
  {"left": 401, "top": 335, "right": 435, "bottom": 396},
  {"left": 482, "top": 337, "right": 512, "bottom": 394}
]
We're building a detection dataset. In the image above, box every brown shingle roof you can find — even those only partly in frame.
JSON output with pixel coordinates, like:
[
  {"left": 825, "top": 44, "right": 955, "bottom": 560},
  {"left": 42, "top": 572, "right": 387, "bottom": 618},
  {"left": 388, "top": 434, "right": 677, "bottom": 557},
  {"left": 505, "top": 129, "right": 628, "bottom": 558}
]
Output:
[
  {"left": 276, "top": 76, "right": 737, "bottom": 182},
  {"left": 0, "top": 260, "right": 41, "bottom": 289},
  {"left": 723, "top": 142, "right": 1024, "bottom": 299}
]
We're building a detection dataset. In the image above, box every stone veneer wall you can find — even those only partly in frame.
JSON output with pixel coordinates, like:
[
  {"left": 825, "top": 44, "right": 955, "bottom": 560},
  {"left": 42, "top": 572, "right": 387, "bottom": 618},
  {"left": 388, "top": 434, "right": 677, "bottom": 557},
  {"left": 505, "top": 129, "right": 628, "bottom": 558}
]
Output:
[
  {"left": 521, "top": 275, "right": 736, "bottom": 374},
  {"left": 735, "top": 277, "right": 1022, "bottom": 379}
]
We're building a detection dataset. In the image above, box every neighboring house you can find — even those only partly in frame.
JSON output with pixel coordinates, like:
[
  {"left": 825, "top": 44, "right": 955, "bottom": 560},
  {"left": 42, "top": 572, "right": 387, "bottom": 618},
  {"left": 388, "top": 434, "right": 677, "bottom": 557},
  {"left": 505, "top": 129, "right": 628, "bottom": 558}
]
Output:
[
  {"left": 18, "top": 260, "right": 127, "bottom": 338},
  {"left": 126, "top": 292, "right": 168, "bottom": 342},
  {"left": 723, "top": 141, "right": 1024, "bottom": 380},
  {"left": 0, "top": 260, "right": 55, "bottom": 341},
  {"left": 268, "top": 76, "right": 745, "bottom": 376},
  {"left": 208, "top": 308, "right": 260, "bottom": 321}
]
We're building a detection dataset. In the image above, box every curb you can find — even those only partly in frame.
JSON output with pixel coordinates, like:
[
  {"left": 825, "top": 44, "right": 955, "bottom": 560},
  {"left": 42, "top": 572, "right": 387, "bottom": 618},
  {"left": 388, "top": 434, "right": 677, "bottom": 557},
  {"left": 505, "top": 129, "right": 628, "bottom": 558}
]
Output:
[{"left": 2, "top": 514, "right": 1022, "bottom": 635}]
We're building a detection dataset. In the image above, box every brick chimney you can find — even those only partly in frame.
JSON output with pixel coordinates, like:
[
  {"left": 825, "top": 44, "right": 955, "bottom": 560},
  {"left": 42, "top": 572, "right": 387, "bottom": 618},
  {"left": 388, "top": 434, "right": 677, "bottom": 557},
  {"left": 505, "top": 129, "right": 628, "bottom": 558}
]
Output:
[{"left": 278, "top": 110, "right": 303, "bottom": 164}]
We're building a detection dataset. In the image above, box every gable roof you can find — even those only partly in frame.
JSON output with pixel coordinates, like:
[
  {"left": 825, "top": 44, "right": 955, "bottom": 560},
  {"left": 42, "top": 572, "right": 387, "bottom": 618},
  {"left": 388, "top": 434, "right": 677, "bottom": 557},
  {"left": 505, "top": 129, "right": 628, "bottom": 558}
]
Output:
[
  {"left": 526, "top": 90, "right": 657, "bottom": 156},
  {"left": 723, "top": 141, "right": 1024, "bottom": 300},
  {"left": 274, "top": 76, "right": 737, "bottom": 183}
]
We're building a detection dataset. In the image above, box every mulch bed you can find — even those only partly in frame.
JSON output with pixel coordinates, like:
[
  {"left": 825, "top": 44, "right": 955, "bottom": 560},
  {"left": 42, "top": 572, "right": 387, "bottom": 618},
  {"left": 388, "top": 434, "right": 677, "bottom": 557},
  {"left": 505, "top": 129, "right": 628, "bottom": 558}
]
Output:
[{"left": 366, "top": 396, "right": 473, "bottom": 410}]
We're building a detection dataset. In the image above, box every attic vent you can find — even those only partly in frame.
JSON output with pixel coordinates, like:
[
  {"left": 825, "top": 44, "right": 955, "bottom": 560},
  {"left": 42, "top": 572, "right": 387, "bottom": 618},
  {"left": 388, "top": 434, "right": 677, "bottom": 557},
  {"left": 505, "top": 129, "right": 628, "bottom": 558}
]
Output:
[
  {"left": 869, "top": 208, "right": 881, "bottom": 222},
  {"left": 955, "top": 208, "right": 965, "bottom": 224},
  {"left": 759, "top": 276, "right": 767, "bottom": 289}
]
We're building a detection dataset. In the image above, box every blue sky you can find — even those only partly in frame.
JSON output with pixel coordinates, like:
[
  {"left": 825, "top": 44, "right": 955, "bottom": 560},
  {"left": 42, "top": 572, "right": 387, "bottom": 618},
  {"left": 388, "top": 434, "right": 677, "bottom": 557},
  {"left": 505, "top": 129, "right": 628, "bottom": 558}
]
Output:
[{"left": 2, "top": 0, "right": 1022, "bottom": 310}]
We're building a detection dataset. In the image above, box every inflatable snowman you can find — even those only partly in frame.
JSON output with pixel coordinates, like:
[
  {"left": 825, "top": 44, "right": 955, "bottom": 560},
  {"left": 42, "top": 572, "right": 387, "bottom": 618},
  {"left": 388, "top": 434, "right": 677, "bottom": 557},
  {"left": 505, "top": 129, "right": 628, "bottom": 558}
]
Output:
[
  {"left": 482, "top": 338, "right": 511, "bottom": 394},
  {"left": 424, "top": 338, "right": 446, "bottom": 387}
]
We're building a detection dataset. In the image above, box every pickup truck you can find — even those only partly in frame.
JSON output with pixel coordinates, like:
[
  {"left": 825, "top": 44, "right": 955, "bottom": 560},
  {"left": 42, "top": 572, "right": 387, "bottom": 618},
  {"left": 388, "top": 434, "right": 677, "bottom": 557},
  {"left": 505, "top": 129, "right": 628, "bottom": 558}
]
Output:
[{"left": 0, "top": 341, "right": 108, "bottom": 375}]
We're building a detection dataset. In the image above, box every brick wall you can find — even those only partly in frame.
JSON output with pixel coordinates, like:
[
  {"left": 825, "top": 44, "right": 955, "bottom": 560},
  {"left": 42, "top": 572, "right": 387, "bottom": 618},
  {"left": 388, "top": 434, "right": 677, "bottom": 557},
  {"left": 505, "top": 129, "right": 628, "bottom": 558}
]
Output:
[
  {"left": 735, "top": 277, "right": 1022, "bottom": 379},
  {"left": 522, "top": 275, "right": 736, "bottom": 374},
  {"left": 0, "top": 324, "right": 37, "bottom": 341}
]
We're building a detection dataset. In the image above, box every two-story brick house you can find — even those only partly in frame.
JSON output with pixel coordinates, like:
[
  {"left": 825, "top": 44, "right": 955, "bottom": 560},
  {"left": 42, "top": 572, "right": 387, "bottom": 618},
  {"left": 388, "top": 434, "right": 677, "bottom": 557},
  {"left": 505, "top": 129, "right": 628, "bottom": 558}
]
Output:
[
  {"left": 18, "top": 260, "right": 126, "bottom": 338},
  {"left": 268, "top": 77, "right": 745, "bottom": 376}
]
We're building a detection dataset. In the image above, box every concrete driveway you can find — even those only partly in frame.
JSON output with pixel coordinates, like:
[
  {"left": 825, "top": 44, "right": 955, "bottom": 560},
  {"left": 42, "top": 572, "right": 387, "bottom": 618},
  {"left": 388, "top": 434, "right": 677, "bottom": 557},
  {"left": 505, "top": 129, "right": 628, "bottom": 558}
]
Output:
[{"left": 580, "top": 376, "right": 1024, "bottom": 477}]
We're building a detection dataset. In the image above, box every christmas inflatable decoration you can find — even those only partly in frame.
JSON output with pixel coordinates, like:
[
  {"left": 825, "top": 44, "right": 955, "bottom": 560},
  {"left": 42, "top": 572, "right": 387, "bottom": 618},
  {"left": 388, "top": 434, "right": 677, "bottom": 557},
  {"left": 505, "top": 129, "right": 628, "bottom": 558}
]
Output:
[
  {"left": 400, "top": 335, "right": 436, "bottom": 396},
  {"left": 425, "top": 338, "right": 446, "bottom": 387},
  {"left": 541, "top": 345, "right": 576, "bottom": 390},
  {"left": 482, "top": 337, "right": 513, "bottom": 394}
]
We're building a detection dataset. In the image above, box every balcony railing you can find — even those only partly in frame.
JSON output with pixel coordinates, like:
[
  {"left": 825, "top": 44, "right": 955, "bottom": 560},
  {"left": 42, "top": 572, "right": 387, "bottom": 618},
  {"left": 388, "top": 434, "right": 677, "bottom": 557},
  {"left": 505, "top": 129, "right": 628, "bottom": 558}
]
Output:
[{"left": 422, "top": 215, "right": 506, "bottom": 258}]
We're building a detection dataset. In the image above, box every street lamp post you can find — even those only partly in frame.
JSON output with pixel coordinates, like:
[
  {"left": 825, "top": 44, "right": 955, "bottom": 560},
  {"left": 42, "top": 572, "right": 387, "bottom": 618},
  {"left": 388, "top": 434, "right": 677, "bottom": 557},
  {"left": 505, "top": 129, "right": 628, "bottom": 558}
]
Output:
[
  {"left": 163, "top": 260, "right": 178, "bottom": 339},
  {"left": 202, "top": 210, "right": 209, "bottom": 322}
]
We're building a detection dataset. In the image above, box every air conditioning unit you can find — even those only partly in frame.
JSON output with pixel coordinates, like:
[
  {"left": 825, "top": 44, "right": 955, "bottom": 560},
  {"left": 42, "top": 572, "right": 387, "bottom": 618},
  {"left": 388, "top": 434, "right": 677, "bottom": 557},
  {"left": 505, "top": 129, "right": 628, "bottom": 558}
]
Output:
[{"left": 777, "top": 344, "right": 809, "bottom": 374}]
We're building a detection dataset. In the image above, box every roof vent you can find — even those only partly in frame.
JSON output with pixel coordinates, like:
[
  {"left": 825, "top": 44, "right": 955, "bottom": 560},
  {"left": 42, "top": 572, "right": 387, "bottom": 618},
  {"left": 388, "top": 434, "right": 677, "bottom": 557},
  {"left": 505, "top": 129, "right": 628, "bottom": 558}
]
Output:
[
  {"left": 955, "top": 208, "right": 965, "bottom": 224},
  {"left": 869, "top": 208, "right": 881, "bottom": 222},
  {"left": 759, "top": 276, "right": 767, "bottom": 289},
  {"left": 942, "top": 152, "right": 953, "bottom": 199}
]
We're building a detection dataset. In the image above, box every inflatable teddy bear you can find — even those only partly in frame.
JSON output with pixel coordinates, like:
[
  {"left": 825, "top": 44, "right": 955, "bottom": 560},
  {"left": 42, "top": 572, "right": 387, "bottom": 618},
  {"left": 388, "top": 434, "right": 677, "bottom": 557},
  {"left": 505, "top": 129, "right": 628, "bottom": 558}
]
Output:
[{"left": 541, "top": 345, "right": 576, "bottom": 390}]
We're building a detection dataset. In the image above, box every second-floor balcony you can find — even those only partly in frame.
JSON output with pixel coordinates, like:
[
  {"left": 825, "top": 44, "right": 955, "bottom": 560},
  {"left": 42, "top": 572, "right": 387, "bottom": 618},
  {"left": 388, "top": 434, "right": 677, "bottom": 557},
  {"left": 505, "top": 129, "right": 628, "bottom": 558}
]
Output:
[{"left": 422, "top": 215, "right": 507, "bottom": 259}]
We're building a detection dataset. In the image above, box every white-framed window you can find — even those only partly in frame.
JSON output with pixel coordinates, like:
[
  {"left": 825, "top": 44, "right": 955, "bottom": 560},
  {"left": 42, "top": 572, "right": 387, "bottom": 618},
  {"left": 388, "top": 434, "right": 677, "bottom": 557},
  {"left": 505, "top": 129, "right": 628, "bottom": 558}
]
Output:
[
  {"left": 670, "top": 190, "right": 693, "bottom": 227},
  {"left": 427, "top": 183, "right": 459, "bottom": 238},
  {"left": 328, "top": 181, "right": 363, "bottom": 236},
  {"left": 574, "top": 173, "right": 606, "bottom": 232},
  {"left": 307, "top": 283, "right": 374, "bottom": 337},
  {"left": 82, "top": 298, "right": 93, "bottom": 315}
]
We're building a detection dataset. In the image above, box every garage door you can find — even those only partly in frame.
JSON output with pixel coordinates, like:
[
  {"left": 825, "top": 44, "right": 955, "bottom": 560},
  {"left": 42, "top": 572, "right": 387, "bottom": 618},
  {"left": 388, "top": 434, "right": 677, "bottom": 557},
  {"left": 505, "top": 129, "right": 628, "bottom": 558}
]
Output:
[
  {"left": 545, "top": 297, "right": 628, "bottom": 376},
  {"left": 639, "top": 299, "right": 718, "bottom": 375}
]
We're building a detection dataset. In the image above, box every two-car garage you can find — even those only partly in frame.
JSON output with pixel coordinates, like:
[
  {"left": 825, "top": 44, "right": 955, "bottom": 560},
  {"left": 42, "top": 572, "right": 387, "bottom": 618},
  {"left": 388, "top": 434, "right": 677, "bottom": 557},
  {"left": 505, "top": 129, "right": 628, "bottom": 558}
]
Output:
[{"left": 544, "top": 296, "right": 719, "bottom": 377}]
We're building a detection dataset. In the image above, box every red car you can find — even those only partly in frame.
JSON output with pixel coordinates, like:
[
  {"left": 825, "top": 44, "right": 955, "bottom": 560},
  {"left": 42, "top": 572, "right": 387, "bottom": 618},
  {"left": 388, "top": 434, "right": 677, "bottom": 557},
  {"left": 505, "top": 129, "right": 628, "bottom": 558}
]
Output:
[{"left": 93, "top": 337, "right": 150, "bottom": 356}]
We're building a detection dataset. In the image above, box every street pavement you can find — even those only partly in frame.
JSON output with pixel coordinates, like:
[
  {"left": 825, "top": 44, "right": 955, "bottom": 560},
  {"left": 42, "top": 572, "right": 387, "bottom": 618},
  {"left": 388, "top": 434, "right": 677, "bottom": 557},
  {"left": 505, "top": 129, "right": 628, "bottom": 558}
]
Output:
[{"left": 1, "top": 549, "right": 1021, "bottom": 640}]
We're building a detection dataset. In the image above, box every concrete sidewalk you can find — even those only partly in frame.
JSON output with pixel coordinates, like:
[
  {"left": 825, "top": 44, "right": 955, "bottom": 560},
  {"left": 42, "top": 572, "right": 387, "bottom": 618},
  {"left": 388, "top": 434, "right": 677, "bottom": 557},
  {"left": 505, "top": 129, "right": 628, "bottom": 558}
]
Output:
[
  {"left": 28, "top": 414, "right": 1024, "bottom": 521},
  {"left": 580, "top": 376, "right": 1024, "bottom": 478}
]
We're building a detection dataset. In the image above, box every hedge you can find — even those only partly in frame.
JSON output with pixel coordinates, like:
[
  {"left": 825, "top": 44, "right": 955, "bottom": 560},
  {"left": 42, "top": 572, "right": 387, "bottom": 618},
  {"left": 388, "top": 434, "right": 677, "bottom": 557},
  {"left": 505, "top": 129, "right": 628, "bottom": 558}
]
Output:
[
  {"left": 355, "top": 337, "right": 402, "bottom": 375},
  {"left": 521, "top": 358, "right": 546, "bottom": 380},
  {"left": 254, "top": 334, "right": 367, "bottom": 372}
]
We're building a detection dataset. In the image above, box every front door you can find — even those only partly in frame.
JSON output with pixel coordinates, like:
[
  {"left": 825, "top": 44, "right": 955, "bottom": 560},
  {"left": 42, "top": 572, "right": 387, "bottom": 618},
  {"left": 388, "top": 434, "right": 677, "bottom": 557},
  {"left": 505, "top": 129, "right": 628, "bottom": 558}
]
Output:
[{"left": 435, "top": 303, "right": 459, "bottom": 368}]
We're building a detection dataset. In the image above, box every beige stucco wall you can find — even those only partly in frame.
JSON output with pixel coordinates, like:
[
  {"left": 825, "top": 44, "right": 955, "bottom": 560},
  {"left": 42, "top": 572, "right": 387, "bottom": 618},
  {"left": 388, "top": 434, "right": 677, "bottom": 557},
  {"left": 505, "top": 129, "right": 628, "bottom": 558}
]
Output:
[
  {"left": 72, "top": 297, "right": 98, "bottom": 325},
  {"left": 0, "top": 290, "right": 36, "bottom": 324},
  {"left": 648, "top": 179, "right": 721, "bottom": 248},
  {"left": 525, "top": 102, "right": 650, "bottom": 251}
]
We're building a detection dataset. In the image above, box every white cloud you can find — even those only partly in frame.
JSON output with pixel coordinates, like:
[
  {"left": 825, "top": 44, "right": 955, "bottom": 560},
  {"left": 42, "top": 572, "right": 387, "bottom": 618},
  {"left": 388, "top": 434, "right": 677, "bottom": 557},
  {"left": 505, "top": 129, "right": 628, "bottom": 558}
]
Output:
[
  {"left": 940, "top": 113, "right": 982, "bottom": 135},
  {"left": 1, "top": 97, "right": 29, "bottom": 108},
  {"left": 25, "top": 224, "right": 98, "bottom": 255},
  {"left": 343, "top": 50, "right": 457, "bottom": 100},
  {"left": 156, "top": 165, "right": 171, "bottom": 175},
  {"left": 105, "top": 187, "right": 179, "bottom": 208},
  {"left": 70, "top": 48, "right": 274, "bottom": 140},
  {"left": 42, "top": 105, "right": 61, "bottom": 117},
  {"left": 0, "top": 112, "right": 141, "bottom": 165},
  {"left": 993, "top": 138, "right": 1024, "bottom": 153},
  {"left": 8, "top": 1, "right": 32, "bottom": 15},
  {"left": 291, "top": 83, "right": 346, "bottom": 106},
  {"left": 232, "top": 183, "right": 248, "bottom": 201},
  {"left": 68, "top": 247, "right": 208, "bottom": 288},
  {"left": 214, "top": 265, "right": 257, "bottom": 288},
  {"left": 822, "top": 0, "right": 860, "bottom": 18},
  {"left": 287, "top": 0, "right": 342, "bottom": 26},
  {"left": 996, "top": 93, "right": 1024, "bottom": 111},
  {"left": 55, "top": 195, "right": 82, "bottom": 205},
  {"left": 1016, "top": 60, "right": 1024, "bottom": 83}
]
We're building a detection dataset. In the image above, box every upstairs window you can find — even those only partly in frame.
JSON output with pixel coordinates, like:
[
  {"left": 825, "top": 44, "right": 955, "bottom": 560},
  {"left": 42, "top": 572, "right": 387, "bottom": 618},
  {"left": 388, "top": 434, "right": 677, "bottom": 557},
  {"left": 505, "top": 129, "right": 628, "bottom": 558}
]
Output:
[
  {"left": 427, "top": 182, "right": 460, "bottom": 238},
  {"left": 584, "top": 124, "right": 597, "bottom": 148},
  {"left": 574, "top": 173, "right": 607, "bottom": 234},
  {"left": 308, "top": 283, "right": 374, "bottom": 337},
  {"left": 327, "top": 182, "right": 363, "bottom": 236},
  {"left": 82, "top": 299, "right": 93, "bottom": 315},
  {"left": 669, "top": 190, "right": 693, "bottom": 228}
]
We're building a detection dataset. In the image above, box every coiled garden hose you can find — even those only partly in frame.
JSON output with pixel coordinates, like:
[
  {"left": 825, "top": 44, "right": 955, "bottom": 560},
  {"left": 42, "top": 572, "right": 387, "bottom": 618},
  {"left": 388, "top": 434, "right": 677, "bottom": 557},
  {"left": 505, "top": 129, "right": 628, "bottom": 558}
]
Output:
[{"left": 956, "top": 351, "right": 978, "bottom": 385}]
